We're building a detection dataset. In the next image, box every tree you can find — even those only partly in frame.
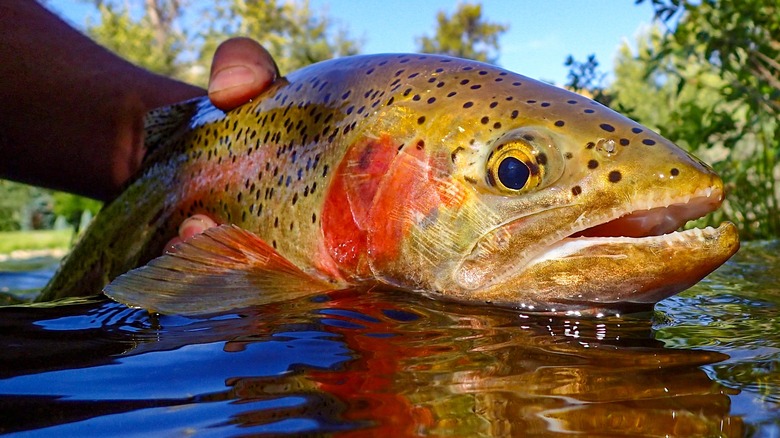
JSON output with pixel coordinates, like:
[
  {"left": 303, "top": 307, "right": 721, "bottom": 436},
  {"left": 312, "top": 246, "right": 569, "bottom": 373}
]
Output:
[
  {"left": 86, "top": 0, "right": 192, "bottom": 81},
  {"left": 199, "top": 0, "right": 361, "bottom": 76},
  {"left": 51, "top": 192, "right": 103, "bottom": 232},
  {"left": 0, "top": 181, "right": 52, "bottom": 231},
  {"left": 417, "top": 3, "right": 508, "bottom": 64},
  {"left": 638, "top": 0, "right": 780, "bottom": 239},
  {"left": 564, "top": 54, "right": 612, "bottom": 107},
  {"left": 86, "top": 0, "right": 189, "bottom": 80}
]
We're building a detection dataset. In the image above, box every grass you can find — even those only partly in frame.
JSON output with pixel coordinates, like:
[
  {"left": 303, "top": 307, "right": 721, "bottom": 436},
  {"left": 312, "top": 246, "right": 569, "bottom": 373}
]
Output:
[{"left": 0, "top": 229, "right": 74, "bottom": 254}]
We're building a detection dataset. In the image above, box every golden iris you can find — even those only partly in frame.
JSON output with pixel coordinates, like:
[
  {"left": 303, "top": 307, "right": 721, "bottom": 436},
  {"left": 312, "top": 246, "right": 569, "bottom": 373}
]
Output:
[{"left": 486, "top": 142, "right": 543, "bottom": 192}]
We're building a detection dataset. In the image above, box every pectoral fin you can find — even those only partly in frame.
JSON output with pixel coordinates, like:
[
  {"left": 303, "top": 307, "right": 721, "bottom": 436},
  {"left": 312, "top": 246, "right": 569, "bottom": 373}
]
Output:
[{"left": 104, "top": 225, "right": 336, "bottom": 315}]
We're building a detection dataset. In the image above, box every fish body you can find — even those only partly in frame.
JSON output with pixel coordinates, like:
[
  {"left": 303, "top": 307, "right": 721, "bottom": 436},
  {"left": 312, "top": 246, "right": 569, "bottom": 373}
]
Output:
[{"left": 39, "top": 54, "right": 739, "bottom": 315}]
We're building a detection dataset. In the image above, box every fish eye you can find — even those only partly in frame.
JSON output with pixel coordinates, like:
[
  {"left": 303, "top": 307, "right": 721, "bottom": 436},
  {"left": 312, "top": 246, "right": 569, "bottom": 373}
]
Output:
[
  {"left": 486, "top": 140, "right": 543, "bottom": 193},
  {"left": 497, "top": 156, "right": 530, "bottom": 190}
]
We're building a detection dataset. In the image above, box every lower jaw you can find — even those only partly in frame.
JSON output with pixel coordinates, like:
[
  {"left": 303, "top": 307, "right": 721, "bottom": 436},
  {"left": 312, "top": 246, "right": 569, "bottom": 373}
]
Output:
[{"left": 463, "top": 222, "right": 739, "bottom": 315}]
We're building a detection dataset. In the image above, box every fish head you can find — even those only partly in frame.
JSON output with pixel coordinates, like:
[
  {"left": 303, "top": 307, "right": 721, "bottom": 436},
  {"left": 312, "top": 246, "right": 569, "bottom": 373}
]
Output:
[{"left": 332, "top": 55, "right": 739, "bottom": 315}]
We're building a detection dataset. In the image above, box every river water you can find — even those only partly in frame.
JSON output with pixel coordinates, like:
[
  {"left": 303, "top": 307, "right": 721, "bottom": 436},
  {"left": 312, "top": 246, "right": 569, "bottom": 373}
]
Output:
[{"left": 0, "top": 241, "right": 778, "bottom": 436}]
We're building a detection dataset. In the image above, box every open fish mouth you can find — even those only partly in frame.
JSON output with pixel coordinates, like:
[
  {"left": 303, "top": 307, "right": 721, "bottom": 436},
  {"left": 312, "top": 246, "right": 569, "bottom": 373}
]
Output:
[
  {"left": 462, "top": 184, "right": 740, "bottom": 315},
  {"left": 569, "top": 186, "right": 723, "bottom": 240}
]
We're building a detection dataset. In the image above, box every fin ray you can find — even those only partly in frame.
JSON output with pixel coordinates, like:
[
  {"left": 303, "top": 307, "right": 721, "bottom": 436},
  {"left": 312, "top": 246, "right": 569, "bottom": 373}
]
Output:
[{"left": 104, "top": 225, "right": 336, "bottom": 315}]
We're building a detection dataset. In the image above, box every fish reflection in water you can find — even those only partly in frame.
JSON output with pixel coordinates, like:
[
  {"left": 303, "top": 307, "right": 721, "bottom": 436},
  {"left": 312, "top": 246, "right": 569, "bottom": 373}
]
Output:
[{"left": 0, "top": 289, "right": 743, "bottom": 436}]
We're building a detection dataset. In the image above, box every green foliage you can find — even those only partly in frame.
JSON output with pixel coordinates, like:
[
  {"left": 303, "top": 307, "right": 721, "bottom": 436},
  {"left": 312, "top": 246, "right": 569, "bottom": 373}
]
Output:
[
  {"left": 0, "top": 181, "right": 52, "bottom": 231},
  {"left": 51, "top": 192, "right": 102, "bottom": 230},
  {"left": 86, "top": 0, "right": 191, "bottom": 80},
  {"left": 199, "top": 0, "right": 361, "bottom": 79},
  {"left": 417, "top": 3, "right": 508, "bottom": 64},
  {"left": 638, "top": 0, "right": 780, "bottom": 239},
  {"left": 566, "top": 1, "right": 779, "bottom": 240},
  {"left": 564, "top": 54, "right": 612, "bottom": 107}
]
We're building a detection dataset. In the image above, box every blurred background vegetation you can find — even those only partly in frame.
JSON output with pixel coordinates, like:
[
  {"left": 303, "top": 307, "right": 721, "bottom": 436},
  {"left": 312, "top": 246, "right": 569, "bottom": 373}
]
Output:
[{"left": 1, "top": 0, "right": 777, "bottom": 249}]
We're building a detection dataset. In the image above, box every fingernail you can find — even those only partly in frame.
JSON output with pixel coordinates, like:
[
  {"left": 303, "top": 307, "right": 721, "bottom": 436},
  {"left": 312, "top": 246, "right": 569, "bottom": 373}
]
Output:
[
  {"left": 210, "top": 65, "right": 257, "bottom": 93},
  {"left": 178, "top": 214, "right": 217, "bottom": 240}
]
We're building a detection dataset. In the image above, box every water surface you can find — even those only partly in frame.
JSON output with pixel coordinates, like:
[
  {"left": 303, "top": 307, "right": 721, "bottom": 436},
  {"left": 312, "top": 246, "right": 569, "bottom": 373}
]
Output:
[{"left": 0, "top": 242, "right": 778, "bottom": 436}]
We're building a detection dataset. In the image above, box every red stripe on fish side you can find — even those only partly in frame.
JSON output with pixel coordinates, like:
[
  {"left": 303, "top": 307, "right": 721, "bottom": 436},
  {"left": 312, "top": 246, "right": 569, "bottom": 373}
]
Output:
[
  {"left": 322, "top": 135, "right": 399, "bottom": 279},
  {"left": 367, "top": 140, "right": 439, "bottom": 272}
]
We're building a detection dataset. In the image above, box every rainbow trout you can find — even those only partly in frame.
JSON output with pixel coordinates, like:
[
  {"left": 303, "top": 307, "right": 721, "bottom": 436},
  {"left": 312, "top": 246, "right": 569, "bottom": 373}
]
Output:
[{"left": 39, "top": 54, "right": 739, "bottom": 315}]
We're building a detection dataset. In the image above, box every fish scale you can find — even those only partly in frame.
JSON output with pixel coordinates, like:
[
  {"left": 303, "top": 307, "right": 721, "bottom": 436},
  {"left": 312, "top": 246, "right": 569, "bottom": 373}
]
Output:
[{"left": 39, "top": 54, "right": 738, "bottom": 316}]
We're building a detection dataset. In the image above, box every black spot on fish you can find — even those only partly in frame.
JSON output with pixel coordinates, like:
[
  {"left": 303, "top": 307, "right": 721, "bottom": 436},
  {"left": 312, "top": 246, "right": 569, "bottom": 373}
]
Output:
[
  {"left": 463, "top": 101, "right": 474, "bottom": 108},
  {"left": 586, "top": 142, "right": 595, "bottom": 149},
  {"left": 490, "top": 102, "right": 498, "bottom": 108},
  {"left": 620, "top": 138, "right": 630, "bottom": 146},
  {"left": 572, "top": 185, "right": 582, "bottom": 196},
  {"left": 451, "top": 146, "right": 464, "bottom": 163},
  {"left": 554, "top": 120, "right": 565, "bottom": 127},
  {"left": 642, "top": 139, "right": 657, "bottom": 146},
  {"left": 460, "top": 79, "right": 470, "bottom": 85},
  {"left": 481, "top": 116, "right": 489, "bottom": 124},
  {"left": 609, "top": 170, "right": 622, "bottom": 183},
  {"left": 416, "top": 140, "right": 425, "bottom": 150},
  {"left": 564, "top": 152, "right": 573, "bottom": 159},
  {"left": 599, "top": 123, "right": 615, "bottom": 132},
  {"left": 671, "top": 168, "right": 680, "bottom": 176},
  {"left": 427, "top": 97, "right": 436, "bottom": 104},
  {"left": 632, "top": 127, "right": 643, "bottom": 134},
  {"left": 511, "top": 110, "right": 519, "bottom": 119},
  {"left": 417, "top": 116, "right": 426, "bottom": 125},
  {"left": 588, "top": 160, "right": 599, "bottom": 169}
]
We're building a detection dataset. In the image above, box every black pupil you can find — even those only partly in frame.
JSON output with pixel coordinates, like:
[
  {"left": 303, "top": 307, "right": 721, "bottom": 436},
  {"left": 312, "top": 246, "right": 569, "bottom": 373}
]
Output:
[{"left": 497, "top": 156, "right": 530, "bottom": 190}]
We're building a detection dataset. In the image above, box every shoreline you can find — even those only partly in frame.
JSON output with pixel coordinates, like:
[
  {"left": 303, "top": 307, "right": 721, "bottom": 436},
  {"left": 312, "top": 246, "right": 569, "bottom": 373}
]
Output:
[{"left": 0, "top": 248, "right": 67, "bottom": 263}]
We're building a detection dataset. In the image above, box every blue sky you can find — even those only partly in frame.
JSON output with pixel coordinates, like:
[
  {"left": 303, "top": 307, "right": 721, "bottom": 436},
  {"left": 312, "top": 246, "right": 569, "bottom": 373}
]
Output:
[{"left": 46, "top": 0, "right": 658, "bottom": 85}]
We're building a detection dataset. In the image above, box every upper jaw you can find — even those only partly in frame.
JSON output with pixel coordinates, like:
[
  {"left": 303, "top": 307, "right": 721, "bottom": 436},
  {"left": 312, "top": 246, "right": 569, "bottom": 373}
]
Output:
[{"left": 568, "top": 184, "right": 725, "bottom": 240}]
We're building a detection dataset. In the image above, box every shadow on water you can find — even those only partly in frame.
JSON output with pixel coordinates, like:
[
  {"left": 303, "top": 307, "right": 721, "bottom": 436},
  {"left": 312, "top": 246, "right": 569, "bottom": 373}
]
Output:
[{"left": 0, "top": 288, "right": 743, "bottom": 437}]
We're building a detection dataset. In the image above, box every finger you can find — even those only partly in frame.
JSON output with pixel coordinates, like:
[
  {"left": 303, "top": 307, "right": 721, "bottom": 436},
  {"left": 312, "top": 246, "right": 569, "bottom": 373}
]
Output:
[
  {"left": 164, "top": 214, "right": 219, "bottom": 254},
  {"left": 208, "top": 37, "right": 278, "bottom": 111},
  {"left": 178, "top": 214, "right": 218, "bottom": 240}
]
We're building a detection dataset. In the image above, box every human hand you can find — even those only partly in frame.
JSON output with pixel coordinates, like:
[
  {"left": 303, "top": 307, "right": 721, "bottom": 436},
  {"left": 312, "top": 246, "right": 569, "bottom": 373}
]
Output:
[
  {"left": 166, "top": 38, "right": 278, "bottom": 253},
  {"left": 207, "top": 37, "right": 279, "bottom": 111}
]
